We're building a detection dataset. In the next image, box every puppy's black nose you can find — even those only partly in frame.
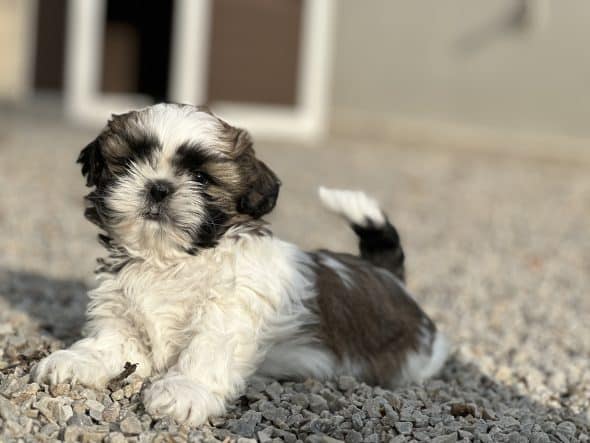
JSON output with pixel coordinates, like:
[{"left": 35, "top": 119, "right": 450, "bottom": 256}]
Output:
[{"left": 148, "top": 181, "right": 173, "bottom": 202}]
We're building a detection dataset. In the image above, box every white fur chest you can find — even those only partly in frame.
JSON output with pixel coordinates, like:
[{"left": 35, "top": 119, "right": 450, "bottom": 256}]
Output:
[
  {"left": 92, "top": 249, "right": 237, "bottom": 372},
  {"left": 88, "top": 234, "right": 314, "bottom": 374}
]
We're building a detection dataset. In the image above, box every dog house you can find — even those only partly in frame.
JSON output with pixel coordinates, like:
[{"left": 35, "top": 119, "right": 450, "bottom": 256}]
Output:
[{"left": 30, "top": 0, "right": 335, "bottom": 138}]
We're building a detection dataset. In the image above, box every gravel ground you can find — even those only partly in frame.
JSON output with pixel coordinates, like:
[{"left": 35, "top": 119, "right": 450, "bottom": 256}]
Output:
[{"left": 1, "top": 109, "right": 589, "bottom": 442}]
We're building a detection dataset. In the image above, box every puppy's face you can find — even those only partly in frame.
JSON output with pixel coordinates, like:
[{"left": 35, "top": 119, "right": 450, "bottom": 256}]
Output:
[{"left": 78, "top": 104, "right": 280, "bottom": 256}]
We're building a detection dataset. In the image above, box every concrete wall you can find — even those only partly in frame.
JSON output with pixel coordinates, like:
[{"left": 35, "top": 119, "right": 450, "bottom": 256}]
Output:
[
  {"left": 0, "top": 0, "right": 34, "bottom": 101},
  {"left": 332, "top": 1, "right": 590, "bottom": 138}
]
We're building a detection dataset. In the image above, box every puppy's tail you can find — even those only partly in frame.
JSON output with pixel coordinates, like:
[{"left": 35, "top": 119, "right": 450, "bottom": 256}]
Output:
[{"left": 318, "top": 187, "right": 405, "bottom": 281}]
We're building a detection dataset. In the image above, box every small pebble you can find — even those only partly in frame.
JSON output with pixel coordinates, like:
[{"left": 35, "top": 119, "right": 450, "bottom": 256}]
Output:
[
  {"left": 102, "top": 402, "right": 121, "bottom": 422},
  {"left": 111, "top": 389, "right": 125, "bottom": 401},
  {"left": 395, "top": 421, "right": 413, "bottom": 435},
  {"left": 49, "top": 383, "right": 70, "bottom": 397},
  {"left": 105, "top": 432, "right": 127, "bottom": 443},
  {"left": 120, "top": 415, "right": 143, "bottom": 435},
  {"left": 66, "top": 414, "right": 92, "bottom": 427},
  {"left": 309, "top": 394, "right": 329, "bottom": 413}
]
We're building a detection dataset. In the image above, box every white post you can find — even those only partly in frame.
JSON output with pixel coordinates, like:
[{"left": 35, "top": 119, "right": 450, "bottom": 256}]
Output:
[
  {"left": 169, "top": 0, "right": 212, "bottom": 105},
  {"left": 64, "top": 0, "right": 106, "bottom": 118}
]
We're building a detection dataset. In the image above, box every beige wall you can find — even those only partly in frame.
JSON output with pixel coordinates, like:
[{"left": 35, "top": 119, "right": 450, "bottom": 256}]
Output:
[
  {"left": 332, "top": 1, "right": 590, "bottom": 138},
  {"left": 0, "top": 0, "right": 34, "bottom": 101}
]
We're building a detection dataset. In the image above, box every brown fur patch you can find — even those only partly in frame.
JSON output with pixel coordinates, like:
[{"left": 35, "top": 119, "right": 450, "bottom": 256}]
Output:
[{"left": 307, "top": 251, "right": 436, "bottom": 387}]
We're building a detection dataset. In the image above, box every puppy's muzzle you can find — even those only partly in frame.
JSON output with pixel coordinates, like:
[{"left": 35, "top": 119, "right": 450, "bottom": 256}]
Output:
[
  {"left": 145, "top": 180, "right": 174, "bottom": 219},
  {"left": 148, "top": 180, "right": 173, "bottom": 203}
]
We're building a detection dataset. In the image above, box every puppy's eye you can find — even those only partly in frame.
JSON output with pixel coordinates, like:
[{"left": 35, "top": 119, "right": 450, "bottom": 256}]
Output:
[{"left": 194, "top": 171, "right": 210, "bottom": 185}]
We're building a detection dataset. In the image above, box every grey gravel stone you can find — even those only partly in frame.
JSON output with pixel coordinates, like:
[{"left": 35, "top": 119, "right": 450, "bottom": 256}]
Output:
[
  {"left": 275, "top": 429, "right": 297, "bottom": 443},
  {"left": 35, "top": 396, "right": 73, "bottom": 424},
  {"left": 0, "top": 395, "right": 19, "bottom": 421},
  {"left": 508, "top": 432, "right": 528, "bottom": 443},
  {"left": 305, "top": 435, "right": 344, "bottom": 443},
  {"left": 265, "top": 381, "right": 283, "bottom": 402},
  {"left": 257, "top": 427, "right": 274, "bottom": 443},
  {"left": 292, "top": 392, "right": 310, "bottom": 409},
  {"left": 111, "top": 389, "right": 125, "bottom": 401},
  {"left": 120, "top": 415, "right": 143, "bottom": 435},
  {"left": 309, "top": 394, "right": 329, "bottom": 413},
  {"left": 337, "top": 376, "right": 357, "bottom": 392},
  {"left": 66, "top": 413, "right": 93, "bottom": 426},
  {"left": 351, "top": 412, "right": 364, "bottom": 431},
  {"left": 39, "top": 422, "right": 59, "bottom": 437},
  {"left": 344, "top": 430, "right": 363, "bottom": 443},
  {"left": 308, "top": 417, "right": 336, "bottom": 434},
  {"left": 63, "top": 425, "right": 109, "bottom": 443},
  {"left": 105, "top": 432, "right": 127, "bottom": 443},
  {"left": 85, "top": 398, "right": 105, "bottom": 421},
  {"left": 259, "top": 401, "right": 282, "bottom": 423},
  {"left": 102, "top": 402, "right": 121, "bottom": 422},
  {"left": 557, "top": 420, "right": 576, "bottom": 438},
  {"left": 431, "top": 432, "right": 457, "bottom": 443},
  {"left": 49, "top": 383, "right": 70, "bottom": 397},
  {"left": 363, "top": 397, "right": 386, "bottom": 418},
  {"left": 229, "top": 410, "right": 262, "bottom": 437},
  {"left": 395, "top": 421, "right": 413, "bottom": 435}
]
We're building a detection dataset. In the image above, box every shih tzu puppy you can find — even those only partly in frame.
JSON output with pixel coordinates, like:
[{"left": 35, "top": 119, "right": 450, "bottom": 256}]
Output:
[{"left": 34, "top": 103, "right": 448, "bottom": 425}]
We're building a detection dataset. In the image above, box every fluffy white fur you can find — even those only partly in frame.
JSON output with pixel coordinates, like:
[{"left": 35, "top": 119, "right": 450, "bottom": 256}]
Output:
[
  {"left": 399, "top": 319, "right": 450, "bottom": 385},
  {"left": 34, "top": 106, "right": 448, "bottom": 426},
  {"left": 140, "top": 104, "right": 228, "bottom": 161},
  {"left": 318, "top": 186, "right": 386, "bottom": 227},
  {"left": 35, "top": 231, "right": 326, "bottom": 424}
]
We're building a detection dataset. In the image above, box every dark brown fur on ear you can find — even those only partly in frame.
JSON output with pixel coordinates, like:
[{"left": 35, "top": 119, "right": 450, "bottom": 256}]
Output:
[
  {"left": 77, "top": 138, "right": 107, "bottom": 187},
  {"left": 234, "top": 130, "right": 281, "bottom": 218}
]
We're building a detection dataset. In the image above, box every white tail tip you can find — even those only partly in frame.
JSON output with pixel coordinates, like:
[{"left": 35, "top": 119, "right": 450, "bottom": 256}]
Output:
[{"left": 318, "top": 187, "right": 386, "bottom": 228}]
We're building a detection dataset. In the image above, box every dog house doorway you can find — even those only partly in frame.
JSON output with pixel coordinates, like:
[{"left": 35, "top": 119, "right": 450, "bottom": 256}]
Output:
[
  {"left": 101, "top": 0, "right": 173, "bottom": 102},
  {"left": 66, "top": 0, "right": 335, "bottom": 139},
  {"left": 31, "top": 0, "right": 173, "bottom": 104}
]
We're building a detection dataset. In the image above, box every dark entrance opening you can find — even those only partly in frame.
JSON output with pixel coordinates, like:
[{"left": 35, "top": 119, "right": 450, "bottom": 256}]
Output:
[
  {"left": 33, "top": 0, "right": 67, "bottom": 93},
  {"left": 102, "top": 0, "right": 174, "bottom": 102}
]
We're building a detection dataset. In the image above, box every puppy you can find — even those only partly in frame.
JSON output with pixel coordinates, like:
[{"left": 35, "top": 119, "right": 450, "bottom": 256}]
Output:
[{"left": 34, "top": 103, "right": 448, "bottom": 425}]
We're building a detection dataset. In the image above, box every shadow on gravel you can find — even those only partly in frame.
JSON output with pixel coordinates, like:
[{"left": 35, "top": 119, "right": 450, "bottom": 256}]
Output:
[
  {"left": 1, "top": 268, "right": 589, "bottom": 439},
  {"left": 0, "top": 269, "right": 89, "bottom": 343}
]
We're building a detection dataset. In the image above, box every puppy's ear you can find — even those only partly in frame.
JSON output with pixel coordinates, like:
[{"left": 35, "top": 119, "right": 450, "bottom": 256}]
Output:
[
  {"left": 238, "top": 160, "right": 281, "bottom": 218},
  {"left": 235, "top": 130, "right": 281, "bottom": 218},
  {"left": 77, "top": 137, "right": 107, "bottom": 187}
]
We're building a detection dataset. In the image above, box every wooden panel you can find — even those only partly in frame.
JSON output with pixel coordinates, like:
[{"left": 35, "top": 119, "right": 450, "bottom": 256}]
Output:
[
  {"left": 101, "top": 23, "right": 139, "bottom": 93},
  {"left": 207, "top": 0, "right": 303, "bottom": 106},
  {"left": 34, "top": 0, "right": 67, "bottom": 91}
]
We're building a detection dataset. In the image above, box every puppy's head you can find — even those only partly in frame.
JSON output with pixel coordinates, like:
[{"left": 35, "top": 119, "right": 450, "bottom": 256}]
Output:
[{"left": 78, "top": 103, "right": 280, "bottom": 256}]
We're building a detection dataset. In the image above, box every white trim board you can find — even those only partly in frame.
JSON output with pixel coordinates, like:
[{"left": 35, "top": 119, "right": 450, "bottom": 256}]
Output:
[
  {"left": 64, "top": 0, "right": 336, "bottom": 140},
  {"left": 65, "top": 0, "right": 151, "bottom": 121}
]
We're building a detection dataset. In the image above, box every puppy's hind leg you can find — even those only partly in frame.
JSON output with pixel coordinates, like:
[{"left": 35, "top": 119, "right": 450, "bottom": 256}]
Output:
[{"left": 257, "top": 340, "right": 339, "bottom": 382}]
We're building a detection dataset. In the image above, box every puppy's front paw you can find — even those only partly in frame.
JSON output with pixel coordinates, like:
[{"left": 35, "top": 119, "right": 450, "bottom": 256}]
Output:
[
  {"left": 33, "top": 350, "right": 109, "bottom": 388},
  {"left": 143, "top": 375, "right": 225, "bottom": 426}
]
